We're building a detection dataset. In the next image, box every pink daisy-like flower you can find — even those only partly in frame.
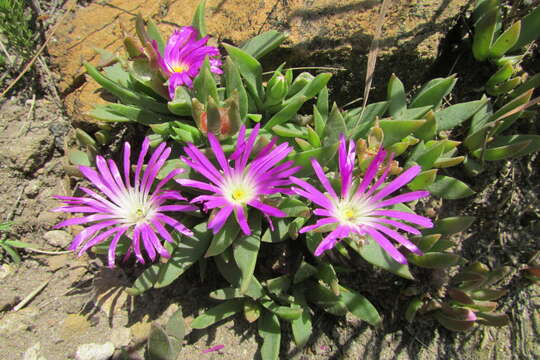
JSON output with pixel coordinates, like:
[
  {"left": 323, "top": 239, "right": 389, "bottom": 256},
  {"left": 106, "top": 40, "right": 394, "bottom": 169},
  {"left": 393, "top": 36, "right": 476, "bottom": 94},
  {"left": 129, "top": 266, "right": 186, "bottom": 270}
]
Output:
[
  {"left": 153, "top": 26, "right": 223, "bottom": 99},
  {"left": 178, "top": 124, "right": 301, "bottom": 235},
  {"left": 291, "top": 135, "right": 433, "bottom": 264},
  {"left": 53, "top": 138, "right": 196, "bottom": 267}
]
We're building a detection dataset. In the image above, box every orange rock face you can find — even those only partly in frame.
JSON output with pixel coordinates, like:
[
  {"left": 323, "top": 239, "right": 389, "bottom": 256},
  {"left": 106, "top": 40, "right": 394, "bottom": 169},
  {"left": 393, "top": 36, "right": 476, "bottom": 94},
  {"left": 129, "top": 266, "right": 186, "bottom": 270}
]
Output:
[{"left": 49, "top": 0, "right": 469, "bottom": 125}]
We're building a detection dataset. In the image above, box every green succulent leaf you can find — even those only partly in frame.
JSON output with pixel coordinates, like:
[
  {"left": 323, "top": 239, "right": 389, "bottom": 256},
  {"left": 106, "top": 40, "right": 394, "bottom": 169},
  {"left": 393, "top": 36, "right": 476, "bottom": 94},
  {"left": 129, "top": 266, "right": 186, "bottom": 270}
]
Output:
[
  {"left": 126, "top": 264, "right": 160, "bottom": 296},
  {"left": 223, "top": 44, "right": 264, "bottom": 106},
  {"left": 191, "top": 299, "right": 244, "bottom": 329},
  {"left": 407, "top": 169, "right": 438, "bottom": 191},
  {"left": 233, "top": 212, "right": 262, "bottom": 294},
  {"left": 423, "top": 216, "right": 475, "bottom": 236},
  {"left": 379, "top": 119, "right": 426, "bottom": 147},
  {"left": 490, "top": 20, "right": 521, "bottom": 58},
  {"left": 84, "top": 63, "right": 170, "bottom": 114},
  {"left": 510, "top": 6, "right": 540, "bottom": 51},
  {"left": 348, "top": 237, "right": 414, "bottom": 280},
  {"left": 339, "top": 287, "right": 382, "bottom": 327},
  {"left": 261, "top": 218, "right": 289, "bottom": 243},
  {"left": 323, "top": 103, "right": 347, "bottom": 144},
  {"left": 165, "top": 307, "right": 185, "bottom": 342},
  {"left": 155, "top": 225, "right": 212, "bottom": 288},
  {"left": 258, "top": 310, "right": 281, "bottom": 360},
  {"left": 428, "top": 176, "right": 475, "bottom": 199},
  {"left": 387, "top": 73, "right": 407, "bottom": 119},
  {"left": 410, "top": 75, "right": 457, "bottom": 109},
  {"left": 240, "top": 30, "right": 287, "bottom": 59},
  {"left": 472, "top": 5, "right": 499, "bottom": 61},
  {"left": 405, "top": 297, "right": 423, "bottom": 322},
  {"left": 191, "top": 0, "right": 208, "bottom": 38},
  {"left": 264, "top": 95, "right": 307, "bottom": 130},
  {"left": 472, "top": 140, "right": 531, "bottom": 161},
  {"left": 435, "top": 98, "right": 488, "bottom": 131},
  {"left": 205, "top": 217, "right": 241, "bottom": 257},
  {"left": 469, "top": 288, "right": 508, "bottom": 301},
  {"left": 486, "top": 62, "right": 514, "bottom": 86},
  {"left": 408, "top": 252, "right": 463, "bottom": 269},
  {"left": 147, "top": 325, "right": 173, "bottom": 360},
  {"left": 291, "top": 292, "right": 312, "bottom": 347}
]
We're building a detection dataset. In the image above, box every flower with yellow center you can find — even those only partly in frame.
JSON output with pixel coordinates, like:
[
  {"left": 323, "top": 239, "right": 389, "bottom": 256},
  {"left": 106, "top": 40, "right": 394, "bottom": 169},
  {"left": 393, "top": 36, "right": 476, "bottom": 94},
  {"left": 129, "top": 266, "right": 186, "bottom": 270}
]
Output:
[
  {"left": 291, "top": 135, "right": 433, "bottom": 264},
  {"left": 178, "top": 124, "right": 301, "bottom": 235}
]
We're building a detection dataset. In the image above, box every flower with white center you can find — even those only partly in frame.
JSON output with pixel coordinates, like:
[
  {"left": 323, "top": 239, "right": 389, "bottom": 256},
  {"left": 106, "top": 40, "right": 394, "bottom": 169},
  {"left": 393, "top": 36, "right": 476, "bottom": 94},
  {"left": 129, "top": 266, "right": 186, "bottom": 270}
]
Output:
[
  {"left": 291, "top": 135, "right": 433, "bottom": 264},
  {"left": 53, "top": 138, "right": 196, "bottom": 267},
  {"left": 153, "top": 26, "right": 223, "bottom": 99},
  {"left": 178, "top": 124, "right": 301, "bottom": 235}
]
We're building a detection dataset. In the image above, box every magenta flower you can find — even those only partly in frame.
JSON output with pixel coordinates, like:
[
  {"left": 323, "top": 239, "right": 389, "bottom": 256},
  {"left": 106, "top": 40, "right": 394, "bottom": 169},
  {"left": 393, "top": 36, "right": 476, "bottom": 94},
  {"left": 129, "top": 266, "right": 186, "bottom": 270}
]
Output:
[
  {"left": 153, "top": 26, "right": 223, "bottom": 99},
  {"left": 53, "top": 138, "right": 196, "bottom": 267},
  {"left": 178, "top": 124, "right": 301, "bottom": 235},
  {"left": 291, "top": 135, "right": 433, "bottom": 264}
]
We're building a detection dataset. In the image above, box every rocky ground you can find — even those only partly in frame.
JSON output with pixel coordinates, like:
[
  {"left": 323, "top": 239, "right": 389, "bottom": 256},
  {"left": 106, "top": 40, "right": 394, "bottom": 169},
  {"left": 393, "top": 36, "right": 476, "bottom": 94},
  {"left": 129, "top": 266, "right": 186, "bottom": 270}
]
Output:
[{"left": 0, "top": 1, "right": 538, "bottom": 359}]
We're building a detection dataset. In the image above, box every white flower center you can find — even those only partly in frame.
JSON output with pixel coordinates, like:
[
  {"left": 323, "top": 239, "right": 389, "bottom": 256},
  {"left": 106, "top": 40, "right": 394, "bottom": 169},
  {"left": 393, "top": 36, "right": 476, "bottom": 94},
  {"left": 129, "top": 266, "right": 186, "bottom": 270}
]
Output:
[
  {"left": 222, "top": 173, "right": 257, "bottom": 205},
  {"left": 114, "top": 188, "right": 157, "bottom": 225},
  {"left": 332, "top": 195, "right": 375, "bottom": 226}
]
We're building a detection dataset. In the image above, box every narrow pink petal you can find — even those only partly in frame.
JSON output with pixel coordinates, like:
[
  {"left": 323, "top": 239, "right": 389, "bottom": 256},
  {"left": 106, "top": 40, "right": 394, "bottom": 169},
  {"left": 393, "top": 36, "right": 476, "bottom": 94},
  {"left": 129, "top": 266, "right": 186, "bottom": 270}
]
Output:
[
  {"left": 107, "top": 159, "right": 127, "bottom": 192},
  {"left": 230, "top": 126, "right": 246, "bottom": 161},
  {"left": 108, "top": 226, "right": 128, "bottom": 268},
  {"left": 372, "top": 210, "right": 433, "bottom": 228},
  {"left": 154, "top": 168, "right": 185, "bottom": 194},
  {"left": 157, "top": 205, "right": 198, "bottom": 212},
  {"left": 132, "top": 225, "right": 145, "bottom": 263},
  {"left": 254, "top": 137, "right": 277, "bottom": 160},
  {"left": 156, "top": 214, "right": 194, "bottom": 236},
  {"left": 363, "top": 227, "right": 407, "bottom": 264},
  {"left": 235, "top": 206, "right": 251, "bottom": 235},
  {"left": 141, "top": 225, "right": 157, "bottom": 261},
  {"left": 371, "top": 165, "right": 422, "bottom": 202},
  {"left": 79, "top": 166, "right": 121, "bottom": 203},
  {"left": 311, "top": 158, "right": 337, "bottom": 198},
  {"left": 248, "top": 200, "right": 286, "bottom": 218},
  {"left": 370, "top": 223, "right": 423, "bottom": 255},
  {"left": 143, "top": 144, "right": 170, "bottom": 193},
  {"left": 123, "top": 142, "right": 132, "bottom": 188},
  {"left": 184, "top": 143, "right": 224, "bottom": 184},
  {"left": 207, "top": 206, "right": 233, "bottom": 234},
  {"left": 54, "top": 214, "right": 118, "bottom": 229},
  {"left": 134, "top": 138, "right": 150, "bottom": 189},
  {"left": 299, "top": 217, "right": 337, "bottom": 233},
  {"left": 176, "top": 178, "right": 221, "bottom": 193},
  {"left": 52, "top": 205, "right": 104, "bottom": 213},
  {"left": 239, "top": 123, "right": 260, "bottom": 169},
  {"left": 77, "top": 226, "right": 121, "bottom": 256},
  {"left": 314, "top": 226, "right": 348, "bottom": 256},
  {"left": 207, "top": 132, "right": 231, "bottom": 175},
  {"left": 357, "top": 149, "right": 386, "bottom": 195},
  {"left": 146, "top": 225, "right": 170, "bottom": 258},
  {"left": 202, "top": 345, "right": 224, "bottom": 353},
  {"left": 290, "top": 176, "right": 333, "bottom": 209},
  {"left": 365, "top": 153, "right": 394, "bottom": 196},
  {"left": 69, "top": 220, "right": 118, "bottom": 251},
  {"left": 95, "top": 156, "right": 122, "bottom": 197},
  {"left": 313, "top": 208, "right": 332, "bottom": 217},
  {"left": 151, "top": 219, "right": 174, "bottom": 244},
  {"left": 371, "top": 217, "right": 421, "bottom": 235},
  {"left": 374, "top": 190, "right": 430, "bottom": 208}
]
